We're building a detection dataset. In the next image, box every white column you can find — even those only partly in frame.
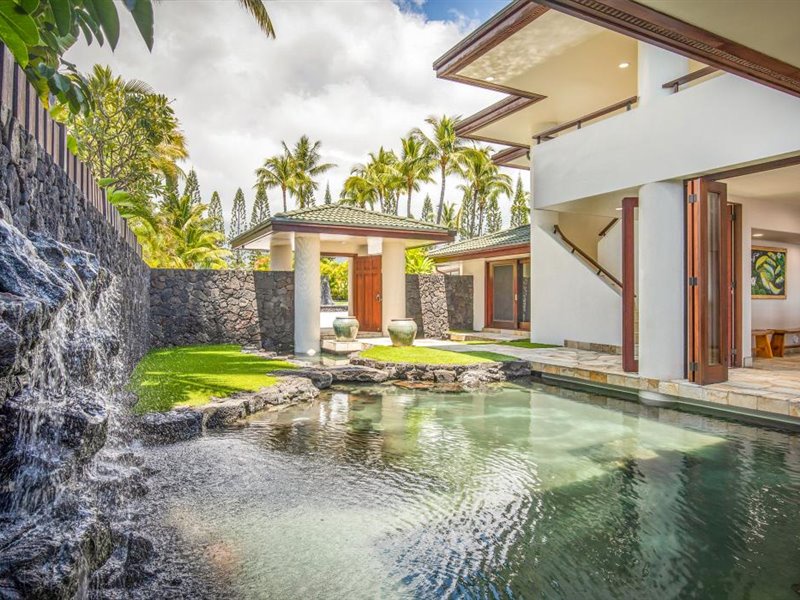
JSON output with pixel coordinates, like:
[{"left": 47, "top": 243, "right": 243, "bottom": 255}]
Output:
[
  {"left": 347, "top": 258, "right": 354, "bottom": 314},
  {"left": 461, "top": 259, "right": 485, "bottom": 331},
  {"left": 294, "top": 234, "right": 321, "bottom": 354},
  {"left": 270, "top": 238, "right": 293, "bottom": 271},
  {"left": 381, "top": 239, "right": 406, "bottom": 335},
  {"left": 638, "top": 182, "right": 684, "bottom": 380},
  {"left": 637, "top": 41, "right": 688, "bottom": 107}
]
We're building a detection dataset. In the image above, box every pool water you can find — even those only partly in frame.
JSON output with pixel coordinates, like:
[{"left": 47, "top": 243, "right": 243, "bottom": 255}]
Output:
[{"left": 137, "top": 382, "right": 800, "bottom": 599}]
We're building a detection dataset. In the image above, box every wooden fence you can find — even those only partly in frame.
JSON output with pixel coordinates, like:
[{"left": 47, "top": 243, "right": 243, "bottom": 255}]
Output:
[{"left": 0, "top": 45, "right": 141, "bottom": 256}]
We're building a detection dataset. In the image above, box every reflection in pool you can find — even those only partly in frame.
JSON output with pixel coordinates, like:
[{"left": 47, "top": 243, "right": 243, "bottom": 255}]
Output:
[{"left": 137, "top": 382, "right": 800, "bottom": 599}]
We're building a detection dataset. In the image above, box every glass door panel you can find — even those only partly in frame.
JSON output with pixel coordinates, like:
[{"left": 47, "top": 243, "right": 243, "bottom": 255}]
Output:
[
  {"left": 518, "top": 260, "right": 531, "bottom": 329},
  {"left": 489, "top": 261, "right": 517, "bottom": 329}
]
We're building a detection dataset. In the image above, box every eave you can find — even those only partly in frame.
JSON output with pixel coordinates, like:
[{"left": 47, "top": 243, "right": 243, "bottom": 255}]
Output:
[
  {"left": 432, "top": 243, "right": 531, "bottom": 263},
  {"left": 491, "top": 146, "right": 529, "bottom": 170}
]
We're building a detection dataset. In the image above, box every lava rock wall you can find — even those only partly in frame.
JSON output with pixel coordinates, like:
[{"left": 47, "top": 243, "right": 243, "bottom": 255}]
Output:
[
  {"left": 149, "top": 269, "right": 295, "bottom": 352},
  {"left": 0, "top": 107, "right": 150, "bottom": 405},
  {"left": 406, "top": 274, "right": 473, "bottom": 339}
]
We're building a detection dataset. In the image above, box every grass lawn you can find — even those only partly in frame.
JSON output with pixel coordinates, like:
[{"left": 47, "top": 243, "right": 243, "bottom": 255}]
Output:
[
  {"left": 129, "top": 344, "right": 295, "bottom": 414},
  {"left": 360, "top": 346, "right": 517, "bottom": 365},
  {"left": 497, "top": 340, "right": 557, "bottom": 349}
]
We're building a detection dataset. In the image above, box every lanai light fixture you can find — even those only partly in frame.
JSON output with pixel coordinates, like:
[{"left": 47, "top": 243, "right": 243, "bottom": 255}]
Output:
[{"left": 618, "top": 62, "right": 630, "bottom": 69}]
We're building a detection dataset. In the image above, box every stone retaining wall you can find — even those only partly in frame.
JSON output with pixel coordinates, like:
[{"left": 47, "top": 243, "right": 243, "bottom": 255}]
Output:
[
  {"left": 150, "top": 269, "right": 294, "bottom": 352},
  {"left": 0, "top": 106, "right": 150, "bottom": 388},
  {"left": 406, "top": 274, "right": 473, "bottom": 339}
]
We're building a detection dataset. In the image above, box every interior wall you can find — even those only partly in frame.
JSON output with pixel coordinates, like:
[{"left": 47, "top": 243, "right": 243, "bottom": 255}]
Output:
[
  {"left": 737, "top": 195, "right": 800, "bottom": 361},
  {"left": 557, "top": 212, "right": 611, "bottom": 260}
]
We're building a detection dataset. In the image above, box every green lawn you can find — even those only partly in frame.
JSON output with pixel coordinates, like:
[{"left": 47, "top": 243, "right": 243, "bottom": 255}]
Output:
[
  {"left": 360, "top": 346, "right": 517, "bottom": 365},
  {"left": 497, "top": 340, "right": 558, "bottom": 349},
  {"left": 129, "top": 344, "right": 295, "bottom": 414}
]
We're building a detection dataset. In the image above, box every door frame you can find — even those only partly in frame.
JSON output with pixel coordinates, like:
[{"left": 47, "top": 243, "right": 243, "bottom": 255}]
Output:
[
  {"left": 622, "top": 196, "right": 638, "bottom": 372},
  {"left": 484, "top": 258, "right": 530, "bottom": 330}
]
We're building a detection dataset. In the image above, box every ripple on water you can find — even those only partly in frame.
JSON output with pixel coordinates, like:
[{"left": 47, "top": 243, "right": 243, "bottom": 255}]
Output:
[{"left": 133, "top": 383, "right": 800, "bottom": 599}]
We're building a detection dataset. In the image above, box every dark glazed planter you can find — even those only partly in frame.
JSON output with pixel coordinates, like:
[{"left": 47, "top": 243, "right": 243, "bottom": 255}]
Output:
[
  {"left": 332, "top": 315, "right": 359, "bottom": 341},
  {"left": 388, "top": 318, "right": 418, "bottom": 347}
]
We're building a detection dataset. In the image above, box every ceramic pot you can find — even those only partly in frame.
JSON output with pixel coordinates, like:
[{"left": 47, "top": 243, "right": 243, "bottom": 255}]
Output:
[
  {"left": 333, "top": 315, "right": 359, "bottom": 342},
  {"left": 388, "top": 318, "right": 418, "bottom": 347}
]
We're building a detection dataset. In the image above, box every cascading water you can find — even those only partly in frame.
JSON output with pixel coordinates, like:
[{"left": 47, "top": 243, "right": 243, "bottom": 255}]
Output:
[{"left": 0, "top": 218, "right": 147, "bottom": 598}]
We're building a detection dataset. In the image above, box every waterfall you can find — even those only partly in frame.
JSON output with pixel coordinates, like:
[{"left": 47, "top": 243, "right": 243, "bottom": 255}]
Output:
[{"left": 0, "top": 218, "right": 143, "bottom": 597}]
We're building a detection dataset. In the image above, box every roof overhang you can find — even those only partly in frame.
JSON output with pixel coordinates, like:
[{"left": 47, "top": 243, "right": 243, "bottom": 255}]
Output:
[
  {"left": 436, "top": 0, "right": 800, "bottom": 100},
  {"left": 432, "top": 243, "right": 531, "bottom": 263},
  {"left": 232, "top": 219, "right": 455, "bottom": 251},
  {"left": 491, "top": 146, "right": 529, "bottom": 170}
]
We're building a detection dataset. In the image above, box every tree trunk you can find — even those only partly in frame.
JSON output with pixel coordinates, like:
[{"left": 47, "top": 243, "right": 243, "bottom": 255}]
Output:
[
  {"left": 407, "top": 185, "right": 413, "bottom": 218},
  {"left": 478, "top": 205, "right": 485, "bottom": 236},
  {"left": 469, "top": 191, "right": 478, "bottom": 237},
  {"left": 435, "top": 162, "right": 446, "bottom": 224},
  {"left": 281, "top": 187, "right": 287, "bottom": 213}
]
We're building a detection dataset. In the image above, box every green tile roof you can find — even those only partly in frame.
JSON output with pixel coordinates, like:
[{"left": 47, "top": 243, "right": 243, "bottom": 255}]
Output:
[
  {"left": 271, "top": 205, "right": 451, "bottom": 232},
  {"left": 232, "top": 205, "right": 453, "bottom": 247},
  {"left": 427, "top": 225, "right": 530, "bottom": 259}
]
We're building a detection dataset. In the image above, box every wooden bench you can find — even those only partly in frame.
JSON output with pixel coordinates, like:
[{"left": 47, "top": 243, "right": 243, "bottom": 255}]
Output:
[{"left": 753, "top": 328, "right": 800, "bottom": 358}]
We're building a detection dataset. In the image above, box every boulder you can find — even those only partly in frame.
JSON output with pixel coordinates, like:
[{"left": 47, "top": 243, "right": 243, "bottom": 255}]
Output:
[
  {"left": 325, "top": 365, "right": 390, "bottom": 383},
  {"left": 433, "top": 369, "right": 456, "bottom": 383},
  {"left": 136, "top": 409, "right": 203, "bottom": 445},
  {"left": 273, "top": 368, "right": 333, "bottom": 389}
]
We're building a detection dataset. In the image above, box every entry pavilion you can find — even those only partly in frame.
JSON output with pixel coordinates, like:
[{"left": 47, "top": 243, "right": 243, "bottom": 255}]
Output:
[{"left": 231, "top": 205, "right": 455, "bottom": 355}]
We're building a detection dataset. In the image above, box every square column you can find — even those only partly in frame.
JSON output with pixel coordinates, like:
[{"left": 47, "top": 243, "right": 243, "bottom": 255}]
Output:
[
  {"left": 294, "top": 233, "right": 321, "bottom": 354},
  {"left": 638, "top": 181, "right": 684, "bottom": 380},
  {"left": 637, "top": 41, "right": 688, "bottom": 107},
  {"left": 381, "top": 239, "right": 406, "bottom": 335}
]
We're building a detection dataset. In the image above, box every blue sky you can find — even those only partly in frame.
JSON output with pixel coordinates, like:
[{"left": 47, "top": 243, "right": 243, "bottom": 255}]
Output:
[{"left": 400, "top": 0, "right": 508, "bottom": 26}]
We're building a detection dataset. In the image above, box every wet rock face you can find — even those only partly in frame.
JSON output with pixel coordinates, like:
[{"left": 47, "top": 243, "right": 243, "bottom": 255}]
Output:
[{"left": 350, "top": 357, "right": 531, "bottom": 388}]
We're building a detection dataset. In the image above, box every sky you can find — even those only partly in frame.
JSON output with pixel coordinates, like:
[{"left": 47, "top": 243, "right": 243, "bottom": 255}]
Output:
[{"left": 66, "top": 0, "right": 526, "bottom": 227}]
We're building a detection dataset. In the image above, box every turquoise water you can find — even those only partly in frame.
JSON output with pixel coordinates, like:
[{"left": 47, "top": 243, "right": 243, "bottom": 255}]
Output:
[{"left": 141, "top": 382, "right": 800, "bottom": 599}]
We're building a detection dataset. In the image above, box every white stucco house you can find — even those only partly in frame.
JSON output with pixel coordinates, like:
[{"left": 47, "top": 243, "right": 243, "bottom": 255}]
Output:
[
  {"left": 436, "top": 0, "right": 800, "bottom": 387},
  {"left": 231, "top": 205, "right": 454, "bottom": 354}
]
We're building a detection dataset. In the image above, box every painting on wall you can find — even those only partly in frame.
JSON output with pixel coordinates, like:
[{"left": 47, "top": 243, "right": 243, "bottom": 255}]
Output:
[{"left": 752, "top": 246, "right": 787, "bottom": 299}]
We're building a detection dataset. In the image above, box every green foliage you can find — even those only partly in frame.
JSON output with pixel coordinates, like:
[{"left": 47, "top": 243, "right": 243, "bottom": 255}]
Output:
[
  {"left": 0, "top": 0, "right": 274, "bottom": 116},
  {"left": 320, "top": 257, "right": 348, "bottom": 301},
  {"left": 207, "top": 191, "right": 225, "bottom": 237},
  {"left": 228, "top": 187, "right": 248, "bottom": 268},
  {"left": 255, "top": 152, "right": 296, "bottom": 213},
  {"left": 324, "top": 182, "right": 332, "bottom": 204},
  {"left": 411, "top": 115, "right": 465, "bottom": 224},
  {"left": 67, "top": 65, "right": 187, "bottom": 203},
  {"left": 253, "top": 254, "right": 271, "bottom": 271},
  {"left": 398, "top": 135, "right": 434, "bottom": 218},
  {"left": 250, "top": 183, "right": 271, "bottom": 227},
  {"left": 360, "top": 346, "right": 516, "bottom": 365},
  {"left": 510, "top": 175, "right": 530, "bottom": 228},
  {"left": 405, "top": 247, "right": 434, "bottom": 274},
  {"left": 342, "top": 146, "right": 401, "bottom": 213},
  {"left": 129, "top": 344, "right": 294, "bottom": 413},
  {"left": 420, "top": 193, "right": 434, "bottom": 223},
  {"left": 457, "top": 146, "right": 511, "bottom": 238},
  {"left": 486, "top": 195, "right": 502, "bottom": 233},
  {"left": 183, "top": 168, "right": 202, "bottom": 205}
]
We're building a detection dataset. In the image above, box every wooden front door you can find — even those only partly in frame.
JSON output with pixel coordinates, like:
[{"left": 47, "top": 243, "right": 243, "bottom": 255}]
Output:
[
  {"left": 353, "top": 255, "right": 382, "bottom": 332},
  {"left": 687, "top": 178, "right": 729, "bottom": 384}
]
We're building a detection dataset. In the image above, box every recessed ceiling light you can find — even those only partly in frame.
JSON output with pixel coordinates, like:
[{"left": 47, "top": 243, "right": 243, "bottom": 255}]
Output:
[
  {"left": 615, "top": 207, "right": 623, "bottom": 211},
  {"left": 753, "top": 233, "right": 764, "bottom": 238},
  {"left": 485, "top": 76, "right": 495, "bottom": 82},
  {"left": 618, "top": 62, "right": 630, "bottom": 69}
]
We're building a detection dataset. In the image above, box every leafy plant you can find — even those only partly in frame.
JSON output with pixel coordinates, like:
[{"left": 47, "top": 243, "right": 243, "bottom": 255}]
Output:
[
  {"left": 405, "top": 247, "right": 434, "bottom": 274},
  {"left": 320, "top": 257, "right": 348, "bottom": 300}
]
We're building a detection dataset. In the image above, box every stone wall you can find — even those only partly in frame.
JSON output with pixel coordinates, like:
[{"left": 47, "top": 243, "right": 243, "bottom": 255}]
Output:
[
  {"left": 150, "top": 269, "right": 294, "bottom": 352},
  {"left": 406, "top": 274, "right": 473, "bottom": 339},
  {"left": 0, "top": 107, "right": 150, "bottom": 389}
]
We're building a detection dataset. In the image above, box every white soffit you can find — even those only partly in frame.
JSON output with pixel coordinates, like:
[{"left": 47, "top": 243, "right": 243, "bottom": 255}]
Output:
[{"left": 637, "top": 0, "right": 800, "bottom": 69}]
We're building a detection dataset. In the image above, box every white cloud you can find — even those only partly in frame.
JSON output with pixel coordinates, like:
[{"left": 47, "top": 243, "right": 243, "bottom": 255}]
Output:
[{"left": 65, "top": 0, "right": 528, "bottom": 225}]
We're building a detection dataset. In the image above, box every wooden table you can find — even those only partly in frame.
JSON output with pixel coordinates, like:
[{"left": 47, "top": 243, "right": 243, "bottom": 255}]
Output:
[{"left": 753, "top": 328, "right": 800, "bottom": 358}]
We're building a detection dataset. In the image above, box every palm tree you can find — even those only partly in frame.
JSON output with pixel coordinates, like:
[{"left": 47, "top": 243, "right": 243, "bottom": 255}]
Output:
[
  {"left": 237, "top": 0, "right": 276, "bottom": 37},
  {"left": 159, "top": 192, "right": 229, "bottom": 269},
  {"left": 457, "top": 147, "right": 512, "bottom": 237},
  {"left": 343, "top": 147, "right": 401, "bottom": 213},
  {"left": 412, "top": 115, "right": 465, "bottom": 224},
  {"left": 255, "top": 153, "right": 301, "bottom": 213},
  {"left": 398, "top": 136, "right": 435, "bottom": 218},
  {"left": 284, "top": 136, "right": 336, "bottom": 208},
  {"left": 441, "top": 202, "right": 463, "bottom": 231}
]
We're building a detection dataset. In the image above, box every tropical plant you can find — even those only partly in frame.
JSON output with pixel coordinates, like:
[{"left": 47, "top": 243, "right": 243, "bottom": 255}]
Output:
[
  {"left": 324, "top": 182, "right": 332, "bottom": 204},
  {"left": 283, "top": 135, "right": 335, "bottom": 208},
  {"left": 183, "top": 169, "right": 202, "bottom": 205},
  {"left": 158, "top": 190, "right": 229, "bottom": 269},
  {"left": 255, "top": 152, "right": 301, "bottom": 213},
  {"left": 398, "top": 135, "right": 434, "bottom": 218},
  {"left": 250, "top": 184, "right": 271, "bottom": 226},
  {"left": 342, "top": 147, "right": 401, "bottom": 213},
  {"left": 411, "top": 115, "right": 465, "bottom": 224},
  {"left": 67, "top": 65, "right": 188, "bottom": 203},
  {"left": 253, "top": 254, "right": 271, "bottom": 271},
  {"left": 207, "top": 191, "right": 225, "bottom": 237},
  {"left": 228, "top": 188, "right": 248, "bottom": 268},
  {"left": 510, "top": 174, "right": 530, "bottom": 228},
  {"left": 420, "top": 193, "right": 434, "bottom": 223},
  {"left": 405, "top": 248, "right": 435, "bottom": 274},
  {"left": 320, "top": 258, "right": 348, "bottom": 301},
  {"left": 0, "top": 0, "right": 275, "bottom": 116},
  {"left": 457, "top": 146, "right": 512, "bottom": 237},
  {"left": 486, "top": 195, "right": 502, "bottom": 233},
  {"left": 441, "top": 202, "right": 463, "bottom": 232}
]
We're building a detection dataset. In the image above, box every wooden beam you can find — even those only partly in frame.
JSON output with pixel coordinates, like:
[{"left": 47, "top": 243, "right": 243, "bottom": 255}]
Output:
[
  {"left": 456, "top": 95, "right": 542, "bottom": 136},
  {"left": 432, "top": 243, "right": 530, "bottom": 263},
  {"left": 708, "top": 155, "right": 800, "bottom": 182}
]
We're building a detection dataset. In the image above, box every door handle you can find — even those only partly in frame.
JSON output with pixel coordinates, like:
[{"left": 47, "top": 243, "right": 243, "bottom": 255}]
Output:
[{"left": 376, "top": 293, "right": 382, "bottom": 302}]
